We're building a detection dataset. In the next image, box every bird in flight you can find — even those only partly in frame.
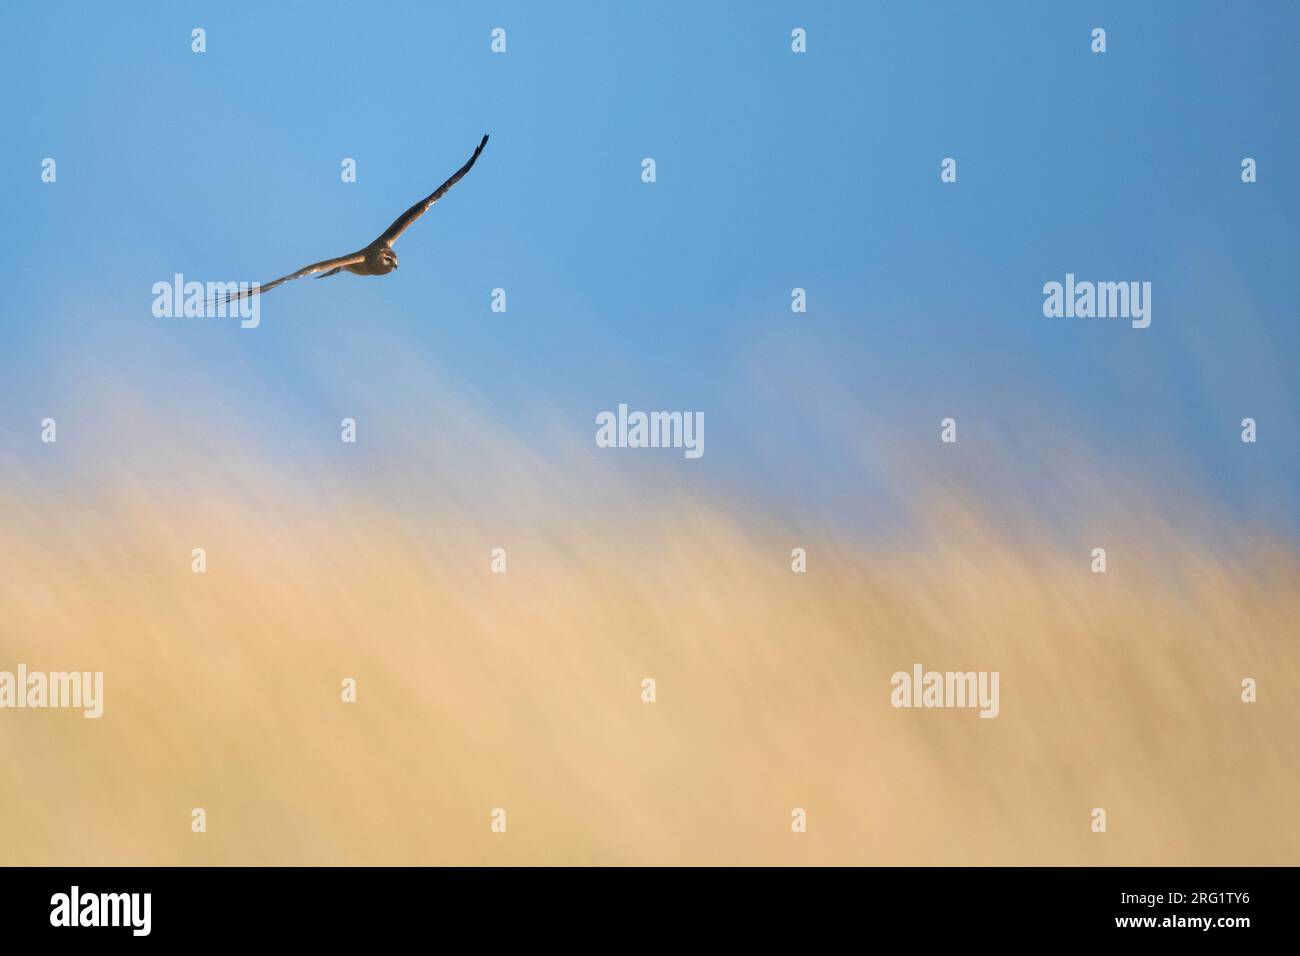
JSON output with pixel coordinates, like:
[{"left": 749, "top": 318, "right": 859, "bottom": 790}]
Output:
[{"left": 216, "top": 134, "right": 488, "bottom": 304}]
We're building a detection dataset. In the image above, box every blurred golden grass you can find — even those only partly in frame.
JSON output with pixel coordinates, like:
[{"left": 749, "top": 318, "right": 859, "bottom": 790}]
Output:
[{"left": 2, "top": 445, "right": 1296, "bottom": 865}]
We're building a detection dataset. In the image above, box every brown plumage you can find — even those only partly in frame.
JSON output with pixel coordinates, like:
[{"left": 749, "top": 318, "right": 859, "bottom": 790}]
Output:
[{"left": 215, "top": 134, "right": 488, "bottom": 305}]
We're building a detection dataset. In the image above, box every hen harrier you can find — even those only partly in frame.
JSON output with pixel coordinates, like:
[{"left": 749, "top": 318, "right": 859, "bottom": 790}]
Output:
[{"left": 216, "top": 134, "right": 488, "bottom": 304}]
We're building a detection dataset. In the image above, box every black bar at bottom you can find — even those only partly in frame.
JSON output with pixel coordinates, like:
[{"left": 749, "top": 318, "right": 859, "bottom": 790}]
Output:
[{"left": 0, "top": 866, "right": 1286, "bottom": 942}]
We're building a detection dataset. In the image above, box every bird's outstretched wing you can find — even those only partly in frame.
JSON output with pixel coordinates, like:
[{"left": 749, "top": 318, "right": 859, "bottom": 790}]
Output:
[
  {"left": 374, "top": 134, "right": 489, "bottom": 246},
  {"left": 213, "top": 253, "right": 366, "bottom": 305}
]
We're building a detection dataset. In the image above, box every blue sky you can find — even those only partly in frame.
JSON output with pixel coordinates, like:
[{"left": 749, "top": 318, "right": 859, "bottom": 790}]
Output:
[{"left": 3, "top": 1, "right": 1296, "bottom": 536}]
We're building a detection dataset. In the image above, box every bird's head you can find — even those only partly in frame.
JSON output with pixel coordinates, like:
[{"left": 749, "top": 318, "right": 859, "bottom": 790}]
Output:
[{"left": 382, "top": 249, "right": 399, "bottom": 271}]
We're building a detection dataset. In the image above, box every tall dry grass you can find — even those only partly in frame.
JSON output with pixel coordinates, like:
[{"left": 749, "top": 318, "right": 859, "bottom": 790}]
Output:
[{"left": 2, "top": 425, "right": 1296, "bottom": 865}]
